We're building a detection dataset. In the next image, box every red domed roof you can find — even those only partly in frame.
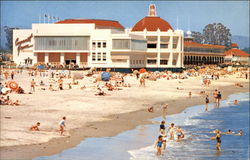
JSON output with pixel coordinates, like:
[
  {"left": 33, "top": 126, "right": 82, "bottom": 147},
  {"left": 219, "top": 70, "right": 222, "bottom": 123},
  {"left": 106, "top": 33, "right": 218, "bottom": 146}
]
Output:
[
  {"left": 56, "top": 19, "right": 124, "bottom": 29},
  {"left": 131, "top": 16, "right": 173, "bottom": 32}
]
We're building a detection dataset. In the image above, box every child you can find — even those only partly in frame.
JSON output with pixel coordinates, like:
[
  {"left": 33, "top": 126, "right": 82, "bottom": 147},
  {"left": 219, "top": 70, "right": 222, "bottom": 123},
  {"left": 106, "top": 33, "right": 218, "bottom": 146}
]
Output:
[
  {"left": 154, "top": 135, "right": 163, "bottom": 156},
  {"left": 59, "top": 117, "right": 66, "bottom": 135},
  {"left": 30, "top": 122, "right": 40, "bottom": 131}
]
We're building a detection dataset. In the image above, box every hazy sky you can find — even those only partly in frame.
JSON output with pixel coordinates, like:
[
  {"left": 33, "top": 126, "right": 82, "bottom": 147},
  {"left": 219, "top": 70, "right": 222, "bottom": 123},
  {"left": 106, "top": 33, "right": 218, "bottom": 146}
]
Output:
[{"left": 1, "top": 1, "right": 249, "bottom": 49}]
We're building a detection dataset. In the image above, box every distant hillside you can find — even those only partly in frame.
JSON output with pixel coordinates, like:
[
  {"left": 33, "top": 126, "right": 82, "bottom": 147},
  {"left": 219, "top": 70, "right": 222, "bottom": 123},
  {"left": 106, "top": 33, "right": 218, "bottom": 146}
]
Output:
[{"left": 232, "top": 35, "right": 249, "bottom": 49}]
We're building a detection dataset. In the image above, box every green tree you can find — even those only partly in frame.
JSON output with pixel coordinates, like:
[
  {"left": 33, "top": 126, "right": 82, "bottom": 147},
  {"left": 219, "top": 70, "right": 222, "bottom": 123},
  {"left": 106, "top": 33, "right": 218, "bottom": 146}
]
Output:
[
  {"left": 203, "top": 23, "right": 231, "bottom": 46},
  {"left": 191, "top": 31, "right": 204, "bottom": 44},
  {"left": 191, "top": 23, "right": 231, "bottom": 46},
  {"left": 3, "top": 26, "right": 19, "bottom": 52}
]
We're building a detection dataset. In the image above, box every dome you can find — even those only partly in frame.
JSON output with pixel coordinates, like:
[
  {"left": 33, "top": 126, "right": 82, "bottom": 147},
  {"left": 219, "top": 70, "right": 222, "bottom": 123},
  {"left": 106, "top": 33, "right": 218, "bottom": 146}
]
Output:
[{"left": 131, "top": 16, "right": 173, "bottom": 32}]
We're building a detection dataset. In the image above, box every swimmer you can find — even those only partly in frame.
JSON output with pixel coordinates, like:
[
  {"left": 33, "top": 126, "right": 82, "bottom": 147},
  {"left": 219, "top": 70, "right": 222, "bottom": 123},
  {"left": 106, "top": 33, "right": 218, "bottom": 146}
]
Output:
[
  {"left": 167, "top": 123, "right": 175, "bottom": 140},
  {"left": 234, "top": 100, "right": 239, "bottom": 105},
  {"left": 235, "top": 130, "right": 243, "bottom": 136},
  {"left": 154, "top": 135, "right": 163, "bottom": 156},
  {"left": 159, "top": 121, "right": 166, "bottom": 132},
  {"left": 176, "top": 126, "right": 184, "bottom": 142},
  {"left": 225, "top": 129, "right": 234, "bottom": 134},
  {"left": 160, "top": 130, "right": 167, "bottom": 150},
  {"left": 30, "top": 122, "right": 40, "bottom": 131},
  {"left": 210, "top": 129, "right": 221, "bottom": 151},
  {"left": 205, "top": 95, "right": 209, "bottom": 111}
]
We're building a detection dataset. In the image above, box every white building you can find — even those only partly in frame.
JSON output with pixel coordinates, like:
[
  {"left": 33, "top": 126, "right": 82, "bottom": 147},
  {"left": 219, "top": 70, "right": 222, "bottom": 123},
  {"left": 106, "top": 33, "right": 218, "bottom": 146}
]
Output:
[{"left": 13, "top": 4, "right": 184, "bottom": 71}]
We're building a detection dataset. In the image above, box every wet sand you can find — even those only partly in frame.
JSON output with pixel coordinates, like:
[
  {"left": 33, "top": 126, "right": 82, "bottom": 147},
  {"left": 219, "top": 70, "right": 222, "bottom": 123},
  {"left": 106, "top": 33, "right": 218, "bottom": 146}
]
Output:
[{"left": 0, "top": 70, "right": 249, "bottom": 160}]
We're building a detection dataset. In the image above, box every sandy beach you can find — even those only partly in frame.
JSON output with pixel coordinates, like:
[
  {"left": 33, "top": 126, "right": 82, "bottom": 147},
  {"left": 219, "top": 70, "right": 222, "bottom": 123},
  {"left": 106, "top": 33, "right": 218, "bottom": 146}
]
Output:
[{"left": 0, "top": 69, "right": 249, "bottom": 160}]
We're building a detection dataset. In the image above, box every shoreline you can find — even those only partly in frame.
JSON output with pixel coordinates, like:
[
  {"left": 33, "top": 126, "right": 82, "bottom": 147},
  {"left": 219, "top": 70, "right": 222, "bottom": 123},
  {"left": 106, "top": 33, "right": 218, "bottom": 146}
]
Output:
[{"left": 0, "top": 82, "right": 249, "bottom": 160}]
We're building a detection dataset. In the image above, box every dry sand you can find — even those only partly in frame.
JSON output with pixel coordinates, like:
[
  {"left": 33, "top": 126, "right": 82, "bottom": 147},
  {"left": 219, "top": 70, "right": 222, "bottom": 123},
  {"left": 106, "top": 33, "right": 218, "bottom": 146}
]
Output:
[{"left": 0, "top": 70, "right": 249, "bottom": 160}]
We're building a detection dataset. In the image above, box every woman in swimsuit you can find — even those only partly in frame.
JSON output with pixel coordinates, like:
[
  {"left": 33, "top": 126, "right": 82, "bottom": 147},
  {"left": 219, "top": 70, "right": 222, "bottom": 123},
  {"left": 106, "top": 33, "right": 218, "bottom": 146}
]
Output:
[
  {"left": 154, "top": 135, "right": 163, "bottom": 156},
  {"left": 210, "top": 129, "right": 221, "bottom": 151},
  {"left": 205, "top": 95, "right": 209, "bottom": 111}
]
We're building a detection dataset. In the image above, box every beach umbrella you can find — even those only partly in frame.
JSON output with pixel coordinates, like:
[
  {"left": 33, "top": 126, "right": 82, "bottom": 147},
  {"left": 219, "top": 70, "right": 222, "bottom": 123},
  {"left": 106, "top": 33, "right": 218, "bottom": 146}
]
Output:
[
  {"left": 154, "top": 71, "right": 160, "bottom": 74},
  {"left": 139, "top": 68, "right": 146, "bottom": 73},
  {"left": 8, "top": 81, "right": 19, "bottom": 91},
  {"left": 37, "top": 65, "right": 45, "bottom": 69},
  {"left": 101, "top": 72, "right": 111, "bottom": 81}
]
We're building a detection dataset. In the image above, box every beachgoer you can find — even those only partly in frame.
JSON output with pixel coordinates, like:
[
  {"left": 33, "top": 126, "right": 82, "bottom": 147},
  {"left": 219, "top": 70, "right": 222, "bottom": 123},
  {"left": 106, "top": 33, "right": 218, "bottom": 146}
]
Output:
[
  {"left": 213, "top": 89, "right": 218, "bottom": 103},
  {"left": 154, "top": 135, "right": 163, "bottom": 156},
  {"left": 235, "top": 130, "right": 243, "bottom": 136},
  {"left": 160, "top": 121, "right": 166, "bottom": 132},
  {"left": 11, "top": 71, "right": 14, "bottom": 80},
  {"left": 225, "top": 129, "right": 234, "bottom": 134},
  {"left": 205, "top": 95, "right": 209, "bottom": 111},
  {"left": 176, "top": 126, "right": 184, "bottom": 142},
  {"left": 30, "top": 79, "right": 36, "bottom": 92},
  {"left": 160, "top": 130, "right": 167, "bottom": 150},
  {"left": 167, "top": 123, "right": 175, "bottom": 140},
  {"left": 217, "top": 91, "right": 222, "bottom": 106},
  {"left": 140, "top": 77, "right": 145, "bottom": 87},
  {"left": 30, "top": 122, "right": 40, "bottom": 131},
  {"left": 162, "top": 104, "right": 168, "bottom": 119},
  {"left": 59, "top": 117, "right": 66, "bottom": 135},
  {"left": 234, "top": 100, "right": 238, "bottom": 105},
  {"left": 210, "top": 129, "right": 221, "bottom": 151},
  {"left": 148, "top": 106, "right": 154, "bottom": 112},
  {"left": 189, "top": 91, "right": 192, "bottom": 98}
]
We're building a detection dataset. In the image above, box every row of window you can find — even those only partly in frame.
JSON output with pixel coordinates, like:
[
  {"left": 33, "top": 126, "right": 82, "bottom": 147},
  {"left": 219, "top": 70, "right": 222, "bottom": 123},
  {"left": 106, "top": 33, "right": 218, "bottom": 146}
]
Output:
[
  {"left": 184, "top": 47, "right": 225, "bottom": 53},
  {"left": 130, "top": 59, "right": 145, "bottom": 65},
  {"left": 147, "top": 43, "right": 178, "bottom": 49},
  {"left": 92, "top": 52, "right": 107, "bottom": 61},
  {"left": 147, "top": 59, "right": 177, "bottom": 65},
  {"left": 92, "top": 41, "right": 106, "bottom": 50}
]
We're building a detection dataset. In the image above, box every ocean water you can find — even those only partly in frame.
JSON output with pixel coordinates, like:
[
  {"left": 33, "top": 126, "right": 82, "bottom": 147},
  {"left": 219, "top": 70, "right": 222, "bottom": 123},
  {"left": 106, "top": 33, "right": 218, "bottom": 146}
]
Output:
[{"left": 35, "top": 92, "right": 249, "bottom": 160}]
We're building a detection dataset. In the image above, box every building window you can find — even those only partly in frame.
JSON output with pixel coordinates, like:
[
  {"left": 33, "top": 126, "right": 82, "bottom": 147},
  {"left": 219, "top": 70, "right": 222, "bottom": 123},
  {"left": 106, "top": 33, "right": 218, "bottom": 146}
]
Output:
[
  {"left": 92, "top": 42, "right": 96, "bottom": 50},
  {"left": 136, "top": 60, "right": 139, "bottom": 64},
  {"left": 103, "top": 42, "right": 106, "bottom": 48},
  {"left": 97, "top": 42, "right": 101, "bottom": 48},
  {"left": 92, "top": 53, "right": 96, "bottom": 61},
  {"left": 172, "top": 60, "right": 177, "bottom": 65},
  {"left": 147, "top": 44, "right": 157, "bottom": 48},
  {"left": 173, "top": 44, "right": 178, "bottom": 49},
  {"left": 160, "top": 60, "right": 168, "bottom": 65},
  {"left": 97, "top": 52, "right": 101, "bottom": 61},
  {"left": 103, "top": 52, "right": 106, "bottom": 61},
  {"left": 147, "top": 59, "right": 157, "bottom": 64},
  {"left": 160, "top": 44, "right": 168, "bottom": 48}
]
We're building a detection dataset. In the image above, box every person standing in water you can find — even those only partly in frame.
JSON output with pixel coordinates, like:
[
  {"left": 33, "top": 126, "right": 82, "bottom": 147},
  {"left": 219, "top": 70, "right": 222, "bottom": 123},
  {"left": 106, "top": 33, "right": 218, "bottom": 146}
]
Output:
[
  {"left": 167, "top": 123, "right": 175, "bottom": 140},
  {"left": 154, "top": 135, "right": 163, "bottom": 156},
  {"left": 217, "top": 91, "right": 222, "bottom": 107},
  {"left": 160, "top": 130, "right": 167, "bottom": 150},
  {"left": 176, "top": 126, "right": 185, "bottom": 142},
  {"left": 159, "top": 121, "right": 166, "bottom": 132},
  {"left": 210, "top": 129, "right": 222, "bottom": 151},
  {"left": 205, "top": 95, "right": 209, "bottom": 111}
]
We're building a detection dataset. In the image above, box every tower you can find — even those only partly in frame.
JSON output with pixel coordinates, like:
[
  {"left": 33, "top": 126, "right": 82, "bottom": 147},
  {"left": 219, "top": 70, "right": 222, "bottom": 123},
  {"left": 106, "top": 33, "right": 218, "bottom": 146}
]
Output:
[{"left": 148, "top": 4, "right": 156, "bottom": 16}]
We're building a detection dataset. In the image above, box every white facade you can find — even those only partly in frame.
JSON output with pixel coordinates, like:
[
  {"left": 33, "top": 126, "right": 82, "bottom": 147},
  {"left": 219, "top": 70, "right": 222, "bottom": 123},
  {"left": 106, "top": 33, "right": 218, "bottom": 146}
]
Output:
[
  {"left": 129, "top": 29, "right": 184, "bottom": 68},
  {"left": 13, "top": 4, "right": 184, "bottom": 70}
]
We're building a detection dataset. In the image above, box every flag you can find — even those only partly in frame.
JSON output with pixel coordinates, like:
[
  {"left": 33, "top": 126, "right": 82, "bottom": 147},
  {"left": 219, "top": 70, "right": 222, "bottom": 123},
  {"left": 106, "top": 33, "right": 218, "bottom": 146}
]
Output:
[
  {"left": 44, "top": 14, "right": 47, "bottom": 17},
  {"left": 53, "top": 16, "right": 56, "bottom": 19}
]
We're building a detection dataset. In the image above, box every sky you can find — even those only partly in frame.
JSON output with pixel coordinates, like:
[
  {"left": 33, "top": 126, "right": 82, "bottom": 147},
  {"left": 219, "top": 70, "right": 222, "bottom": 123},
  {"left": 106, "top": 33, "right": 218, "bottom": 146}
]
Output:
[{"left": 0, "top": 1, "right": 249, "bottom": 49}]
